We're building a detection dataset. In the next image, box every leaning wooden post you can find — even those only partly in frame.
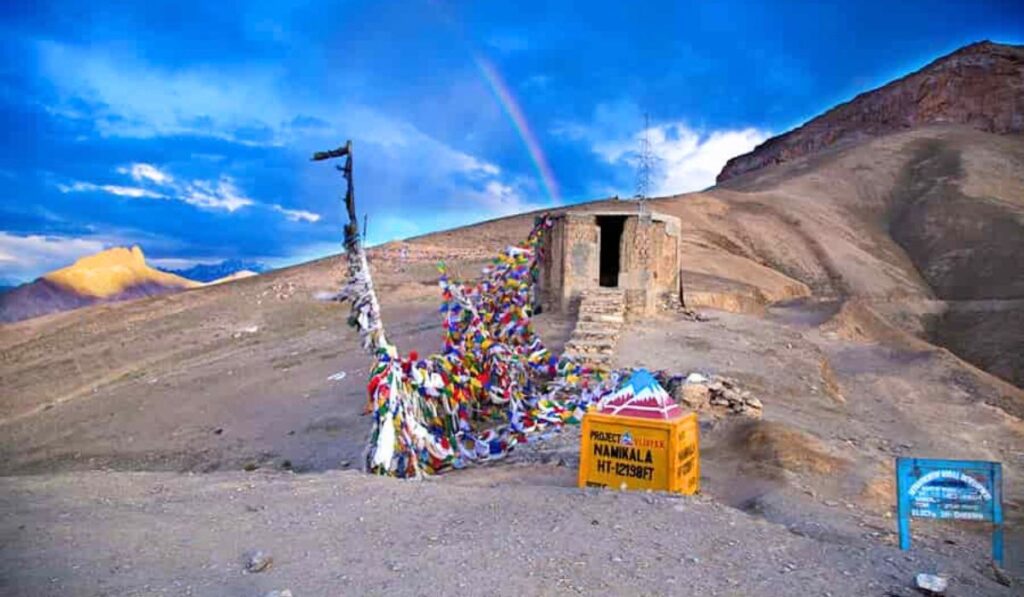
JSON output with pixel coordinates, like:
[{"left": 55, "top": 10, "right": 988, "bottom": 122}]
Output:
[{"left": 312, "top": 141, "right": 391, "bottom": 354}]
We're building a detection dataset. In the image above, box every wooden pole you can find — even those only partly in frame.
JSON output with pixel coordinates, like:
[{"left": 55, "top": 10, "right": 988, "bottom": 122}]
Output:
[{"left": 312, "top": 140, "right": 357, "bottom": 239}]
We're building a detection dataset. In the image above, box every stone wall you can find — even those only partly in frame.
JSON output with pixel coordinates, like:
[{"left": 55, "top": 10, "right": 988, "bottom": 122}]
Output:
[
  {"left": 540, "top": 210, "right": 681, "bottom": 317},
  {"left": 654, "top": 216, "right": 682, "bottom": 307},
  {"left": 539, "top": 214, "right": 599, "bottom": 313},
  {"left": 537, "top": 217, "right": 562, "bottom": 313},
  {"left": 562, "top": 214, "right": 599, "bottom": 311}
]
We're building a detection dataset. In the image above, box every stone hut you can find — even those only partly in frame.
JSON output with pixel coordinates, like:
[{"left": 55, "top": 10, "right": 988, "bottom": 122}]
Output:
[{"left": 537, "top": 210, "right": 681, "bottom": 318}]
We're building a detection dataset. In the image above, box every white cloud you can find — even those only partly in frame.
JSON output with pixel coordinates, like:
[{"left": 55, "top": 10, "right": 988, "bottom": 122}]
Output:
[
  {"left": 34, "top": 41, "right": 512, "bottom": 185},
  {"left": 598, "top": 125, "right": 769, "bottom": 195},
  {"left": 118, "top": 163, "right": 173, "bottom": 185},
  {"left": 148, "top": 257, "right": 220, "bottom": 270},
  {"left": 0, "top": 232, "right": 109, "bottom": 282},
  {"left": 36, "top": 41, "right": 541, "bottom": 236},
  {"left": 182, "top": 178, "right": 254, "bottom": 212},
  {"left": 57, "top": 181, "right": 165, "bottom": 199},
  {"left": 37, "top": 41, "right": 290, "bottom": 144},
  {"left": 272, "top": 204, "right": 321, "bottom": 223},
  {"left": 56, "top": 173, "right": 255, "bottom": 213},
  {"left": 554, "top": 102, "right": 770, "bottom": 195},
  {"left": 465, "top": 180, "right": 541, "bottom": 218}
]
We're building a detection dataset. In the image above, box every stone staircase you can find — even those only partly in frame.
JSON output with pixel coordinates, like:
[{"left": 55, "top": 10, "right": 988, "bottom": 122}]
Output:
[{"left": 563, "top": 288, "right": 626, "bottom": 369}]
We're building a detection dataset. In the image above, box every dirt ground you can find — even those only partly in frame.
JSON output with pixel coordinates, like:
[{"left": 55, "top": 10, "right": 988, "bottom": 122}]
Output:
[
  {"left": 0, "top": 469, "right": 1013, "bottom": 597},
  {"left": 0, "top": 262, "right": 1021, "bottom": 594}
]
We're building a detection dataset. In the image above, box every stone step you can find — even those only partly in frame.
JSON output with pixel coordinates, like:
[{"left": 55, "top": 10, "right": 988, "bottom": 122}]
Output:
[
  {"left": 565, "top": 344, "right": 615, "bottom": 356},
  {"left": 580, "top": 312, "right": 624, "bottom": 324},
  {"left": 563, "top": 346, "right": 613, "bottom": 358},
  {"left": 585, "top": 305, "right": 622, "bottom": 315},
  {"left": 565, "top": 337, "right": 617, "bottom": 351},
  {"left": 563, "top": 353, "right": 612, "bottom": 368},
  {"left": 570, "top": 336, "right": 618, "bottom": 347},
  {"left": 566, "top": 289, "right": 623, "bottom": 369},
  {"left": 570, "top": 328, "right": 620, "bottom": 340},
  {"left": 581, "top": 299, "right": 618, "bottom": 309},
  {"left": 571, "top": 325, "right": 621, "bottom": 339},
  {"left": 573, "top": 320, "right": 619, "bottom": 332},
  {"left": 581, "top": 289, "right": 625, "bottom": 296}
]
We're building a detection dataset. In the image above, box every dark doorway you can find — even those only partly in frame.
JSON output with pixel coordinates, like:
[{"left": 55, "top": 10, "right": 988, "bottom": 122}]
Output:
[{"left": 597, "top": 216, "right": 626, "bottom": 287}]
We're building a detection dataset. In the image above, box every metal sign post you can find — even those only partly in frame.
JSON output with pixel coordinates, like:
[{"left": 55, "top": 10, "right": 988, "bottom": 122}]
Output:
[{"left": 896, "top": 457, "right": 1004, "bottom": 564}]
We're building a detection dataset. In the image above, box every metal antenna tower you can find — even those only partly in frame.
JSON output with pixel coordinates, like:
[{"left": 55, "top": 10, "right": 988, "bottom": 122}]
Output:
[{"left": 635, "top": 112, "right": 654, "bottom": 214}]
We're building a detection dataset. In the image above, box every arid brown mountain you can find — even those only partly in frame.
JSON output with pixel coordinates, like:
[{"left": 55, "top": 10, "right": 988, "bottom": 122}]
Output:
[
  {"left": 0, "top": 246, "right": 199, "bottom": 323},
  {"left": 717, "top": 41, "right": 1024, "bottom": 183}
]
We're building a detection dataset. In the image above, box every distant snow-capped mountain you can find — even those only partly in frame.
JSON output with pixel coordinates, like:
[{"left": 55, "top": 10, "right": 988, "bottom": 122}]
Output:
[{"left": 161, "top": 259, "right": 269, "bottom": 283}]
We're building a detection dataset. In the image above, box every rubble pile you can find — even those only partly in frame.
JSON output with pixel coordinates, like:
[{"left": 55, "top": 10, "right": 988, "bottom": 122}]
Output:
[
  {"left": 659, "top": 293, "right": 710, "bottom": 321},
  {"left": 668, "top": 374, "right": 763, "bottom": 418},
  {"left": 261, "top": 281, "right": 296, "bottom": 301}
]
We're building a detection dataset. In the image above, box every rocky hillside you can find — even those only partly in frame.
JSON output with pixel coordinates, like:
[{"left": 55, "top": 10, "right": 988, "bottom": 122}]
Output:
[
  {"left": 0, "top": 246, "right": 199, "bottom": 323},
  {"left": 717, "top": 41, "right": 1024, "bottom": 183}
]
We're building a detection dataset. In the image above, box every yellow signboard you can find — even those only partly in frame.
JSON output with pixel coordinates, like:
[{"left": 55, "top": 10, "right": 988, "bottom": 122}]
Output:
[{"left": 578, "top": 410, "right": 699, "bottom": 494}]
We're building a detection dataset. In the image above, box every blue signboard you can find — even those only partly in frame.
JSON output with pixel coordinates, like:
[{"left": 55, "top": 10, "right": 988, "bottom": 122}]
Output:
[{"left": 896, "top": 457, "right": 1003, "bottom": 564}]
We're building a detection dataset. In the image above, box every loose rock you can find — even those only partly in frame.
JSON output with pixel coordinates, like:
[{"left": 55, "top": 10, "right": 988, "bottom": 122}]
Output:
[
  {"left": 685, "top": 372, "right": 707, "bottom": 384},
  {"left": 991, "top": 562, "right": 1012, "bottom": 587},
  {"left": 680, "top": 384, "right": 710, "bottom": 409},
  {"left": 915, "top": 572, "right": 948, "bottom": 594},
  {"left": 703, "top": 376, "right": 763, "bottom": 417},
  {"left": 244, "top": 550, "right": 273, "bottom": 573}
]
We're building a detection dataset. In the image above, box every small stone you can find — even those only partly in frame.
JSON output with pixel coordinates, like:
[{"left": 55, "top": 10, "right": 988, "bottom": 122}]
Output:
[
  {"left": 915, "top": 573, "right": 948, "bottom": 594},
  {"left": 685, "top": 373, "right": 707, "bottom": 384},
  {"left": 745, "top": 396, "right": 763, "bottom": 409},
  {"left": 244, "top": 550, "right": 273, "bottom": 573},
  {"left": 681, "top": 384, "right": 710, "bottom": 409},
  {"left": 721, "top": 388, "right": 743, "bottom": 403},
  {"left": 264, "top": 591, "right": 293, "bottom": 597},
  {"left": 991, "top": 562, "right": 1012, "bottom": 587}
]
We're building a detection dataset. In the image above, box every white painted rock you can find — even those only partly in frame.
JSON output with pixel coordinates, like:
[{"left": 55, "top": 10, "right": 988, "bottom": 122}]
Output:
[{"left": 915, "top": 573, "right": 948, "bottom": 594}]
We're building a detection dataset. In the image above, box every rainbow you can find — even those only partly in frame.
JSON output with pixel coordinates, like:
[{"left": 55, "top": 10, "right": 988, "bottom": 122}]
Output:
[{"left": 474, "top": 54, "right": 561, "bottom": 204}]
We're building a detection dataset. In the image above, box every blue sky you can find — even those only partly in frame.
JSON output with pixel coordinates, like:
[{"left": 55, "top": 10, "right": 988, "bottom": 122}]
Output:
[{"left": 1, "top": 0, "right": 1021, "bottom": 283}]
